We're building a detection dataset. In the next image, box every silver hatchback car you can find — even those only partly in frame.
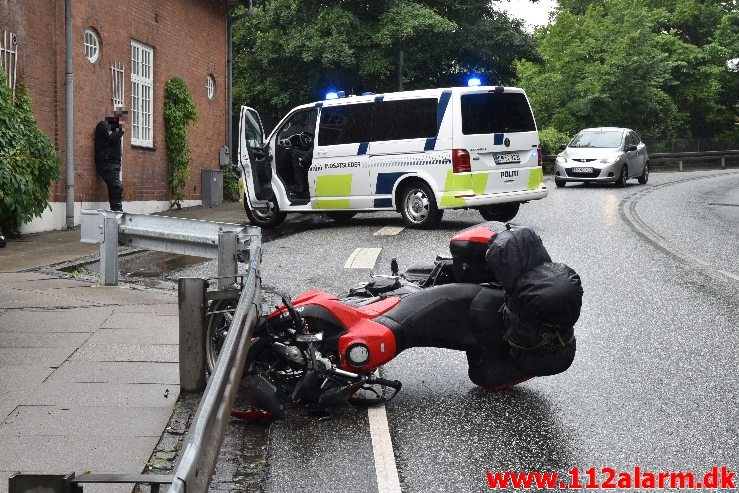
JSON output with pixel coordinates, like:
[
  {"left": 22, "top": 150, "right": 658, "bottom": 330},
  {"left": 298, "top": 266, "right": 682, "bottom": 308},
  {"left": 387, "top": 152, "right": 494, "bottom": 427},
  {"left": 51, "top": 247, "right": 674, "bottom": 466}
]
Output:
[{"left": 554, "top": 127, "right": 649, "bottom": 187}]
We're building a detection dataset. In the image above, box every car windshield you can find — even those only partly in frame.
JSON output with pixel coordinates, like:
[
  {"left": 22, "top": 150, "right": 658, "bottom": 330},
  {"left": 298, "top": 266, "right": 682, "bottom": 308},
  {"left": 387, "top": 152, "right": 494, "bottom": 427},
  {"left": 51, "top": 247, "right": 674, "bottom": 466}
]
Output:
[{"left": 569, "top": 130, "right": 623, "bottom": 148}]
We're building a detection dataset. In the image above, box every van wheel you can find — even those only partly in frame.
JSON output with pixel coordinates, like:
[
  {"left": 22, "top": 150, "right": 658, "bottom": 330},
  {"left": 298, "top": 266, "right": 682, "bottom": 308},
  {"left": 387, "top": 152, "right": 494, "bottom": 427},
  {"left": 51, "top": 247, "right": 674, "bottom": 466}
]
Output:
[
  {"left": 245, "top": 193, "right": 287, "bottom": 228},
  {"left": 400, "top": 182, "right": 443, "bottom": 229},
  {"left": 479, "top": 202, "right": 520, "bottom": 222},
  {"left": 324, "top": 211, "right": 357, "bottom": 222}
]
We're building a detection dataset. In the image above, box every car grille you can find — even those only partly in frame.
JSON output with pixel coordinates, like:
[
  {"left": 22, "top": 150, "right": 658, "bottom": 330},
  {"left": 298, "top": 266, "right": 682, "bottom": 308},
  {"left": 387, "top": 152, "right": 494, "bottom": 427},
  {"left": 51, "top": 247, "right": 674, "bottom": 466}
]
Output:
[
  {"left": 566, "top": 167, "right": 601, "bottom": 178},
  {"left": 572, "top": 158, "right": 596, "bottom": 162}
]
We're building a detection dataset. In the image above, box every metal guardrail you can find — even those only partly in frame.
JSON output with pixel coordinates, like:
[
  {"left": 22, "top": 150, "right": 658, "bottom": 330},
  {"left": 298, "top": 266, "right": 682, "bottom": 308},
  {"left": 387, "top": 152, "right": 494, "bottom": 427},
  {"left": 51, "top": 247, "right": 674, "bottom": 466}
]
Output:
[
  {"left": 171, "top": 256, "right": 260, "bottom": 493},
  {"left": 542, "top": 150, "right": 739, "bottom": 170},
  {"left": 80, "top": 210, "right": 259, "bottom": 287},
  {"left": 10, "top": 212, "right": 263, "bottom": 493},
  {"left": 648, "top": 150, "right": 738, "bottom": 171}
]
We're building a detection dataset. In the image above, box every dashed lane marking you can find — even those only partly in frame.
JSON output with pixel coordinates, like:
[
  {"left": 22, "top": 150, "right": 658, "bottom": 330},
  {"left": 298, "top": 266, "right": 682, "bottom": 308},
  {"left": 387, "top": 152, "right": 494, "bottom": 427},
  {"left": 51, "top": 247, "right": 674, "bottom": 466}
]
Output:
[
  {"left": 344, "top": 248, "right": 382, "bottom": 269},
  {"left": 374, "top": 226, "right": 405, "bottom": 236},
  {"left": 368, "top": 404, "right": 403, "bottom": 493}
]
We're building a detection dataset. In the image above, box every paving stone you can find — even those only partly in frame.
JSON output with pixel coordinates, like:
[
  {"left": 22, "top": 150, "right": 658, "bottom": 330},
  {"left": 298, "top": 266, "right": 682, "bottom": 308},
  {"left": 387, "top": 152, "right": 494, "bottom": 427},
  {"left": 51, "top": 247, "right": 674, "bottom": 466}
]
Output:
[
  {"left": 46, "top": 362, "right": 179, "bottom": 385},
  {"left": 114, "top": 303, "right": 178, "bottom": 316},
  {"left": 101, "top": 312, "right": 178, "bottom": 331},
  {"left": 86, "top": 327, "right": 177, "bottom": 345},
  {"left": 0, "top": 435, "right": 158, "bottom": 474},
  {"left": 0, "top": 288, "right": 94, "bottom": 309},
  {"left": 20, "top": 382, "right": 180, "bottom": 408},
  {"left": 0, "top": 347, "right": 75, "bottom": 367},
  {"left": 0, "top": 332, "right": 90, "bottom": 348},
  {"left": 71, "top": 343, "right": 178, "bottom": 363},
  {"left": 0, "top": 307, "right": 114, "bottom": 333},
  {"left": 0, "top": 406, "right": 172, "bottom": 437}
]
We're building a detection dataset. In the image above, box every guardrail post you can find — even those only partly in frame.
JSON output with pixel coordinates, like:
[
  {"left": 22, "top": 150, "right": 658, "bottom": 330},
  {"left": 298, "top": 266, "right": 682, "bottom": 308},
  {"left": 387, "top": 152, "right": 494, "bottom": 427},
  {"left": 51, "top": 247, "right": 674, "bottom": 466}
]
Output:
[
  {"left": 721, "top": 157, "right": 726, "bottom": 170},
  {"left": 178, "top": 277, "right": 208, "bottom": 392},
  {"left": 679, "top": 160, "right": 684, "bottom": 172},
  {"left": 217, "top": 231, "right": 238, "bottom": 290},
  {"left": 100, "top": 212, "right": 121, "bottom": 285}
]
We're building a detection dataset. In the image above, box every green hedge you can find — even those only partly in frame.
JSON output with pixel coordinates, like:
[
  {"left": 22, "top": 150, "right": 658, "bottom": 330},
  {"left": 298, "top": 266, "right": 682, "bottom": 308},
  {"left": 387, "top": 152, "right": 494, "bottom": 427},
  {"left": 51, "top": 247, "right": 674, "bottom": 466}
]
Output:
[{"left": 0, "top": 71, "right": 61, "bottom": 236}]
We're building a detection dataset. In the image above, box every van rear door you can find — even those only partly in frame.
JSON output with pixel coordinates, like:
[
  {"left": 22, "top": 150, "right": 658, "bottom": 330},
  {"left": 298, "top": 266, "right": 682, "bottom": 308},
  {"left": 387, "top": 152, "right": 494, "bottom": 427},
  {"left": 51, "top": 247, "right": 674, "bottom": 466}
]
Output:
[{"left": 457, "top": 89, "right": 540, "bottom": 192}]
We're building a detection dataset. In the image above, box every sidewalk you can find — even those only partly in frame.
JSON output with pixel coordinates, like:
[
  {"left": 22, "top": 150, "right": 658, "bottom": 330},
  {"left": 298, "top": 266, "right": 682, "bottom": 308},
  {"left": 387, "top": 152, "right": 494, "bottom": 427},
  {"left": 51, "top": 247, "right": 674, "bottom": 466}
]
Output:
[{"left": 0, "top": 202, "right": 248, "bottom": 493}]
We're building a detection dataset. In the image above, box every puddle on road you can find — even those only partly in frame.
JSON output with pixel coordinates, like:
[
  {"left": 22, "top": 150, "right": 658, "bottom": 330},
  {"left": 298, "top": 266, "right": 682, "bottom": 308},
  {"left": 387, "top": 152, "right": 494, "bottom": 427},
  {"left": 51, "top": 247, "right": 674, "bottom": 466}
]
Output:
[{"left": 62, "top": 250, "right": 208, "bottom": 280}]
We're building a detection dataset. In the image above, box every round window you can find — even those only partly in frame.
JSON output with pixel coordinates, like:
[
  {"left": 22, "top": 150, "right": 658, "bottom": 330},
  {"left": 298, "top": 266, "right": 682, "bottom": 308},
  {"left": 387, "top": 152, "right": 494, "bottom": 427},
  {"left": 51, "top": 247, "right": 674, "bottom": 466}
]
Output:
[
  {"left": 206, "top": 75, "right": 215, "bottom": 100},
  {"left": 84, "top": 28, "right": 100, "bottom": 63}
]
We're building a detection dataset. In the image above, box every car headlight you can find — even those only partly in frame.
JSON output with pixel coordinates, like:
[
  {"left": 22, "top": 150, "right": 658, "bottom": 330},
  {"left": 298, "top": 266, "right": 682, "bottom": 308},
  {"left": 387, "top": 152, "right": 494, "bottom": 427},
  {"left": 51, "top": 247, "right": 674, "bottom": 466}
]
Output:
[
  {"left": 600, "top": 154, "right": 621, "bottom": 165},
  {"left": 556, "top": 155, "right": 567, "bottom": 164}
]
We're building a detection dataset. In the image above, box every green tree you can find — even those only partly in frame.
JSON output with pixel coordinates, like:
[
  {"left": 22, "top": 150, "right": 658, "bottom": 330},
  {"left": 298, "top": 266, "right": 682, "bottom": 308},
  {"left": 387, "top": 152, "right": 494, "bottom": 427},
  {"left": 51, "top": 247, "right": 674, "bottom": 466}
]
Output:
[
  {"left": 517, "top": 0, "right": 738, "bottom": 148},
  {"left": 0, "top": 71, "right": 61, "bottom": 236},
  {"left": 163, "top": 77, "right": 198, "bottom": 209},
  {"left": 232, "top": 0, "right": 538, "bottom": 127}
]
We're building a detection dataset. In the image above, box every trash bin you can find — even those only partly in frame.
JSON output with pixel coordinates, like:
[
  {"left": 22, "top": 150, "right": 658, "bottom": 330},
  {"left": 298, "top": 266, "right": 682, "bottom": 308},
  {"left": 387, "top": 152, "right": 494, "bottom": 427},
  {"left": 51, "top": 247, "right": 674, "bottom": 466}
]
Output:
[{"left": 201, "top": 169, "right": 223, "bottom": 207}]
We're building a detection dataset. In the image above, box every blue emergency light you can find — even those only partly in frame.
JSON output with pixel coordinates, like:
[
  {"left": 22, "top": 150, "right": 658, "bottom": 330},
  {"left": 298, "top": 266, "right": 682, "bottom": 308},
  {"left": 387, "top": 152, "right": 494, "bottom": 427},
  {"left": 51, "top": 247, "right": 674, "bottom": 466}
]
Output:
[
  {"left": 325, "top": 90, "right": 346, "bottom": 100},
  {"left": 467, "top": 77, "right": 482, "bottom": 87}
]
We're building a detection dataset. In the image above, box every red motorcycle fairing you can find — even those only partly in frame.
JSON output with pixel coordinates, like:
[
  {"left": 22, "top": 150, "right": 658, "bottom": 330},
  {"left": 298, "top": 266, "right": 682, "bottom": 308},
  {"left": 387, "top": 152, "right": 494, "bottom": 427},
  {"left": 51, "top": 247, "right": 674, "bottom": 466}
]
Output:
[{"left": 265, "top": 290, "right": 400, "bottom": 372}]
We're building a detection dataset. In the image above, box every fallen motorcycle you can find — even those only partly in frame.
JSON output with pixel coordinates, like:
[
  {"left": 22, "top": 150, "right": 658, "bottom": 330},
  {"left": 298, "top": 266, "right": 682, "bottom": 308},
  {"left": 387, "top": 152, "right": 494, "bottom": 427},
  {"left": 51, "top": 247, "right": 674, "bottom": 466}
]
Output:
[{"left": 232, "top": 222, "right": 583, "bottom": 417}]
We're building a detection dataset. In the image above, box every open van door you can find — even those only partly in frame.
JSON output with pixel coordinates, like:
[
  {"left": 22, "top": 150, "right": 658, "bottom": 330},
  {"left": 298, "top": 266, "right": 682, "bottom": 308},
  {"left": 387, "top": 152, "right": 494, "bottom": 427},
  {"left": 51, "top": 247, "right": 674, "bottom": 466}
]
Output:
[{"left": 239, "top": 106, "right": 272, "bottom": 207}]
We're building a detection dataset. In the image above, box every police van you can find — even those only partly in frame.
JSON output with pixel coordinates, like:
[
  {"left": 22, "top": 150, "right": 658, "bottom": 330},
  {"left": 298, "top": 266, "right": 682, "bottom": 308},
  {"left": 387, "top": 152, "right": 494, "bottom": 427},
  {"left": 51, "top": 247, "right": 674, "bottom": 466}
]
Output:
[{"left": 237, "top": 85, "right": 547, "bottom": 229}]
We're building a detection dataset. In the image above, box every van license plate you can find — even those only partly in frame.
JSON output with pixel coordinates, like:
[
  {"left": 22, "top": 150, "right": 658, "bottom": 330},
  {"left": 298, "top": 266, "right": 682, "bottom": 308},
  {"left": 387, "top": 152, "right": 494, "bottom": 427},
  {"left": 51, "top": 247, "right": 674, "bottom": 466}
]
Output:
[
  {"left": 494, "top": 153, "right": 520, "bottom": 164},
  {"left": 572, "top": 167, "right": 593, "bottom": 173}
]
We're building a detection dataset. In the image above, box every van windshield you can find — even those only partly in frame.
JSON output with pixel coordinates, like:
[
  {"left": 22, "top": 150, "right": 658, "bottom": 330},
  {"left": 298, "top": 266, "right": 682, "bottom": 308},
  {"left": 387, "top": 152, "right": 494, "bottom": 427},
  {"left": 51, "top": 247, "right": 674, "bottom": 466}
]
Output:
[{"left": 461, "top": 92, "right": 536, "bottom": 135}]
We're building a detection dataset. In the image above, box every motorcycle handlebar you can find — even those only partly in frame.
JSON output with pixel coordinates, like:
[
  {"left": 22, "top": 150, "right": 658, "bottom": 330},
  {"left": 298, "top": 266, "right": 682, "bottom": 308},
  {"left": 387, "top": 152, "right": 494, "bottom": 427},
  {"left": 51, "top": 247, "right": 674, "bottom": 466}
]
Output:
[{"left": 370, "top": 377, "right": 402, "bottom": 391}]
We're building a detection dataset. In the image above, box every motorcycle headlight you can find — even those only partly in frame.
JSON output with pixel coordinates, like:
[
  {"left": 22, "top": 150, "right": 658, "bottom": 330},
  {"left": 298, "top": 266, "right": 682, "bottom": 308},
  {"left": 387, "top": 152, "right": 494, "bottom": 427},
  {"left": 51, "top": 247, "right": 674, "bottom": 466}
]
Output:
[
  {"left": 346, "top": 343, "right": 370, "bottom": 367},
  {"left": 556, "top": 155, "right": 567, "bottom": 164}
]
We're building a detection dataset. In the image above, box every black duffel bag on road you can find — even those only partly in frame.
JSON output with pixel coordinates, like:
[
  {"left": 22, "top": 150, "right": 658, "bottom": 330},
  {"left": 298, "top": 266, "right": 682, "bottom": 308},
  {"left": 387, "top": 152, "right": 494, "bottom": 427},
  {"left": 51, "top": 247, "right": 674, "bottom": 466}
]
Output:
[{"left": 502, "top": 262, "right": 584, "bottom": 376}]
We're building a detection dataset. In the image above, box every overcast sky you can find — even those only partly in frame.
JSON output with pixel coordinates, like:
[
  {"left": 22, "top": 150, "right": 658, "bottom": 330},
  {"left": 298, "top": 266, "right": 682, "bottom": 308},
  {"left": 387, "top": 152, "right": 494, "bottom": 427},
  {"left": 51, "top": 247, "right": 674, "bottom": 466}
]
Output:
[{"left": 494, "top": 0, "right": 558, "bottom": 31}]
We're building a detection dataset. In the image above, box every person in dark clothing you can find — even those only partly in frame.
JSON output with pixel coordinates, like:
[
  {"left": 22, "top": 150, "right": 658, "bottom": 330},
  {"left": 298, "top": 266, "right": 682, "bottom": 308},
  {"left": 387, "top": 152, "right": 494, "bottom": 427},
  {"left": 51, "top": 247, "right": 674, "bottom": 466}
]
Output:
[
  {"left": 292, "top": 138, "right": 313, "bottom": 198},
  {"left": 94, "top": 105, "right": 127, "bottom": 211}
]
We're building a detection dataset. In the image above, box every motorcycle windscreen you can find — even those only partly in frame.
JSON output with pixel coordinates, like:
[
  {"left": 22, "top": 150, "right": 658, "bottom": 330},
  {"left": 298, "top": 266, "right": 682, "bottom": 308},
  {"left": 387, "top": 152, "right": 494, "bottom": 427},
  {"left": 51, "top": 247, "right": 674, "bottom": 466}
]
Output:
[{"left": 240, "top": 106, "right": 273, "bottom": 205}]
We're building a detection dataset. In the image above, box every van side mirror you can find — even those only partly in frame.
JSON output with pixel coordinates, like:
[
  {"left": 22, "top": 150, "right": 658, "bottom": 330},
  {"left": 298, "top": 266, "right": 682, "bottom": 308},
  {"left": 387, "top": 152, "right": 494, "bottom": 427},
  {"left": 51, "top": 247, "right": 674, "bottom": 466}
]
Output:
[{"left": 559, "top": 144, "right": 567, "bottom": 151}]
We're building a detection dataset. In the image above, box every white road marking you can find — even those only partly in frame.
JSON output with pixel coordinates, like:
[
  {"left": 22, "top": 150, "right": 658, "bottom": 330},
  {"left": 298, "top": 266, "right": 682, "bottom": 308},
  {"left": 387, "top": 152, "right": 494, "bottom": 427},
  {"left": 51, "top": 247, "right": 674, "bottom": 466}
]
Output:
[
  {"left": 368, "top": 405, "right": 403, "bottom": 493},
  {"left": 344, "top": 247, "right": 382, "bottom": 269},
  {"left": 374, "top": 226, "right": 405, "bottom": 236}
]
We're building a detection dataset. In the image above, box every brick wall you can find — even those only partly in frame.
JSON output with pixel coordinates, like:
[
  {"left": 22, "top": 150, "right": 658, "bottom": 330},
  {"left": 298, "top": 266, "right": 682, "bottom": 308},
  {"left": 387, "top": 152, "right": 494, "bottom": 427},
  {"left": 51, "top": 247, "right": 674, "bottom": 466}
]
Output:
[{"left": 1, "top": 0, "right": 228, "bottom": 208}]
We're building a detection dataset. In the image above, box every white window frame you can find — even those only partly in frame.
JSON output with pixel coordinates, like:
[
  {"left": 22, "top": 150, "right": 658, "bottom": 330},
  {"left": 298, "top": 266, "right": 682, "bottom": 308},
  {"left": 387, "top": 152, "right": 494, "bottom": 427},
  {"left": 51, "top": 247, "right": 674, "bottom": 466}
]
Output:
[
  {"left": 84, "top": 28, "right": 100, "bottom": 63},
  {"left": 206, "top": 75, "right": 215, "bottom": 100},
  {"left": 130, "top": 39, "right": 154, "bottom": 147}
]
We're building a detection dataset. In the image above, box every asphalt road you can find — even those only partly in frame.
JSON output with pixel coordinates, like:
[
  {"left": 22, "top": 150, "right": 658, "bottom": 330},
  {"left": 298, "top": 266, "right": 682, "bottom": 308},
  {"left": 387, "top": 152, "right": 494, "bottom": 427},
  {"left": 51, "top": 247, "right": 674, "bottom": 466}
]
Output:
[{"left": 171, "top": 170, "right": 738, "bottom": 492}]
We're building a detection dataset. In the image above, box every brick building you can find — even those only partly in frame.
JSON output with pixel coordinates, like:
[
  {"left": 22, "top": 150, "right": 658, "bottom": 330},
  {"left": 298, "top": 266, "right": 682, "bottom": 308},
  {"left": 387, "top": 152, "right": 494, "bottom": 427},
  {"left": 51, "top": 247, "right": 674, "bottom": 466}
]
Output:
[{"left": 1, "top": 0, "right": 237, "bottom": 233}]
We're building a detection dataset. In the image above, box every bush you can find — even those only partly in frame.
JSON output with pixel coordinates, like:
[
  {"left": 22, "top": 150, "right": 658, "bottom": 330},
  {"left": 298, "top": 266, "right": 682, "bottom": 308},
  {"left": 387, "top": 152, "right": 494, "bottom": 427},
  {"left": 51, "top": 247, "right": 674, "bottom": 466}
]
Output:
[
  {"left": 539, "top": 127, "right": 571, "bottom": 156},
  {"left": 0, "top": 73, "right": 61, "bottom": 236},
  {"left": 163, "top": 77, "right": 198, "bottom": 209},
  {"left": 223, "top": 162, "right": 240, "bottom": 201}
]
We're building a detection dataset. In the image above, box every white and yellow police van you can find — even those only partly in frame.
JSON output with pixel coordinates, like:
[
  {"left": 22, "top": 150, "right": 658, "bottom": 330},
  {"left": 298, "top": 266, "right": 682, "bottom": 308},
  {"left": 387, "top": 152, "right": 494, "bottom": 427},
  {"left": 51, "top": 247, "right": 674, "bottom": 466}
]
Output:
[{"left": 237, "top": 85, "right": 547, "bottom": 229}]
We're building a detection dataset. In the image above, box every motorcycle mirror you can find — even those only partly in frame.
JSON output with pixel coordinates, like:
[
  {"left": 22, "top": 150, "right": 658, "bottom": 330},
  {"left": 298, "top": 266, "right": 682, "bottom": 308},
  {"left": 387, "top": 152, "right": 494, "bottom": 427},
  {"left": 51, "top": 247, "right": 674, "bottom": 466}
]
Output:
[
  {"left": 281, "top": 296, "right": 303, "bottom": 328},
  {"left": 391, "top": 258, "right": 399, "bottom": 276}
]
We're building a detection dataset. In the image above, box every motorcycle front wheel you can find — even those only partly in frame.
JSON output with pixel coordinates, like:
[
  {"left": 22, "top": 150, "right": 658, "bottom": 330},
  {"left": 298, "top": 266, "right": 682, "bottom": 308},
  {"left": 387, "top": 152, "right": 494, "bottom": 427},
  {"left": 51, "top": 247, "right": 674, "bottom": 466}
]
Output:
[{"left": 205, "top": 298, "right": 237, "bottom": 374}]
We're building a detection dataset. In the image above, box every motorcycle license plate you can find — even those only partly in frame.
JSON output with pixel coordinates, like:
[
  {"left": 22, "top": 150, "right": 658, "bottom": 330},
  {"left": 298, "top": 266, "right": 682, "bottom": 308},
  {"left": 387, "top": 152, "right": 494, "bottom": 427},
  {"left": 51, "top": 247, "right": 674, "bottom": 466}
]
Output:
[
  {"left": 572, "top": 167, "right": 593, "bottom": 173},
  {"left": 494, "top": 153, "right": 520, "bottom": 164}
]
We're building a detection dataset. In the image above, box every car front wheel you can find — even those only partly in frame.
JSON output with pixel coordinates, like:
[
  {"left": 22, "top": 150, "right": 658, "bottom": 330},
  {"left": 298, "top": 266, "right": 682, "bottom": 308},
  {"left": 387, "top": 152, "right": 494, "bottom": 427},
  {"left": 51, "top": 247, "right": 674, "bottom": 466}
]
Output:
[
  {"left": 638, "top": 162, "right": 649, "bottom": 184},
  {"left": 555, "top": 178, "right": 566, "bottom": 188},
  {"left": 615, "top": 165, "right": 628, "bottom": 188}
]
